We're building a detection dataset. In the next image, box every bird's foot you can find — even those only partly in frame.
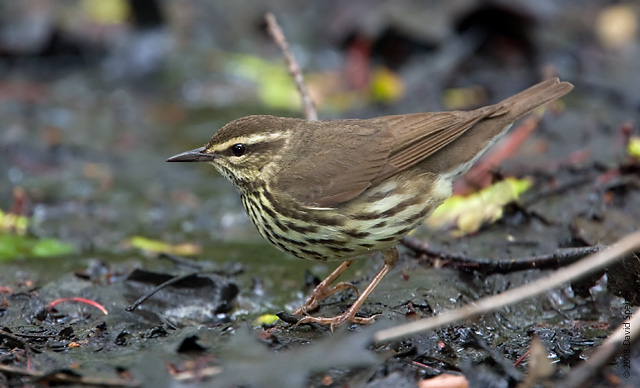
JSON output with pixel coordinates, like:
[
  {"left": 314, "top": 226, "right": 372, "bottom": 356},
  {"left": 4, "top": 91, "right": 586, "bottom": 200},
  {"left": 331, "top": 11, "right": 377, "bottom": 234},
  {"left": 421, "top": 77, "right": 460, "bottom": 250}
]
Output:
[
  {"left": 296, "top": 309, "right": 377, "bottom": 330},
  {"left": 292, "top": 281, "right": 358, "bottom": 316}
]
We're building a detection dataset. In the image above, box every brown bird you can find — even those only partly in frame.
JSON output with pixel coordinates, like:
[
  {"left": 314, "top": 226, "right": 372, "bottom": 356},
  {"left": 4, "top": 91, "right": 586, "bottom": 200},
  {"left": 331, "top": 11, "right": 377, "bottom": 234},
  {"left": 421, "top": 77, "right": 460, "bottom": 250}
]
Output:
[{"left": 167, "top": 77, "right": 573, "bottom": 328}]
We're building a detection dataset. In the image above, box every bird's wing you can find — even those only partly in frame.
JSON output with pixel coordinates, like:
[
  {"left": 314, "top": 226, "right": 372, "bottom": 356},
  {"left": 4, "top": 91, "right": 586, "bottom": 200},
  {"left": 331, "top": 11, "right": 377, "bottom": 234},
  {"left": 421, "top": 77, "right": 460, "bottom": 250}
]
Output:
[
  {"left": 368, "top": 108, "right": 503, "bottom": 185},
  {"left": 271, "top": 108, "right": 502, "bottom": 208},
  {"left": 270, "top": 120, "right": 393, "bottom": 208}
]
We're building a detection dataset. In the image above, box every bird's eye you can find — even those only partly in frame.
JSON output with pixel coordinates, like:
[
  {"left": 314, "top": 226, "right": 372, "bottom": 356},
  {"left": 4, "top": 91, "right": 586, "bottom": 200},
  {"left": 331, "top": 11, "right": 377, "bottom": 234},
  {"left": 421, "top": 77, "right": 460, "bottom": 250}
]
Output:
[{"left": 231, "top": 143, "right": 246, "bottom": 157}]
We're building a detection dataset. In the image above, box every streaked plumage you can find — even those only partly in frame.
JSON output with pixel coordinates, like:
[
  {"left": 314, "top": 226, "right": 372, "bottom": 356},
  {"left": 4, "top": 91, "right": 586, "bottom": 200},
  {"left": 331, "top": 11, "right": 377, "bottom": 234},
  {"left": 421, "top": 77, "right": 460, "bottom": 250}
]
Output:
[{"left": 168, "top": 77, "right": 573, "bottom": 326}]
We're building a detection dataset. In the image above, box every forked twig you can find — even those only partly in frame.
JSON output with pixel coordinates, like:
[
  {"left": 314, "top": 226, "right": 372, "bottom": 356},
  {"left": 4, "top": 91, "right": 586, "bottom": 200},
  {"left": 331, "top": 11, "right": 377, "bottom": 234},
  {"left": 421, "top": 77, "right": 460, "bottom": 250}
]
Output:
[{"left": 265, "top": 12, "right": 318, "bottom": 121}]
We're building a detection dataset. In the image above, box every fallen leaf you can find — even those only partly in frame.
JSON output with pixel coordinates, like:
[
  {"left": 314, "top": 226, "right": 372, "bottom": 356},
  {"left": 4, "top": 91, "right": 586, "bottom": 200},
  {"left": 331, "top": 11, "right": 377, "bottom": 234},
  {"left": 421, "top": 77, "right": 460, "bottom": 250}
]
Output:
[
  {"left": 442, "top": 86, "right": 488, "bottom": 110},
  {"left": 81, "top": 0, "right": 130, "bottom": 25},
  {"left": 0, "top": 234, "right": 75, "bottom": 261},
  {"left": 128, "top": 236, "right": 202, "bottom": 255},
  {"left": 0, "top": 209, "right": 29, "bottom": 235},
  {"left": 628, "top": 136, "right": 640, "bottom": 160},
  {"left": 370, "top": 66, "right": 405, "bottom": 103},
  {"left": 426, "top": 177, "right": 531, "bottom": 236},
  {"left": 253, "top": 314, "right": 280, "bottom": 327}
]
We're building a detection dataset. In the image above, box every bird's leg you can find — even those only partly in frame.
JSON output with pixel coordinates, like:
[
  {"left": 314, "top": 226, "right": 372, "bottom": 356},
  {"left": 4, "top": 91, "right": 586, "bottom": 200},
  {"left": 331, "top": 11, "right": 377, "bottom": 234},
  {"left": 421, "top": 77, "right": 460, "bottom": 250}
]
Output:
[
  {"left": 293, "top": 260, "right": 357, "bottom": 315},
  {"left": 296, "top": 247, "right": 399, "bottom": 329}
]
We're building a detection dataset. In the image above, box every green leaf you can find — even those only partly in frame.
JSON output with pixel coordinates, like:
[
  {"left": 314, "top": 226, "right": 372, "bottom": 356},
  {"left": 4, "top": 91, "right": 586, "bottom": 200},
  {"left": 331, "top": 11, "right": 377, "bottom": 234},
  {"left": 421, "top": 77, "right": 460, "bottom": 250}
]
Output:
[
  {"left": 226, "top": 53, "right": 299, "bottom": 110},
  {"left": 0, "top": 234, "right": 74, "bottom": 261},
  {"left": 32, "top": 238, "right": 75, "bottom": 257}
]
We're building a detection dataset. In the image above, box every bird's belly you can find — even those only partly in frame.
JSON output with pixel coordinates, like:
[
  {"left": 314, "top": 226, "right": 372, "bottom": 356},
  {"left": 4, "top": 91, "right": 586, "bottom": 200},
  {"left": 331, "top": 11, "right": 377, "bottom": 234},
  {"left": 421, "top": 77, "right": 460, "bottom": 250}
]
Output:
[{"left": 241, "top": 176, "right": 452, "bottom": 262}]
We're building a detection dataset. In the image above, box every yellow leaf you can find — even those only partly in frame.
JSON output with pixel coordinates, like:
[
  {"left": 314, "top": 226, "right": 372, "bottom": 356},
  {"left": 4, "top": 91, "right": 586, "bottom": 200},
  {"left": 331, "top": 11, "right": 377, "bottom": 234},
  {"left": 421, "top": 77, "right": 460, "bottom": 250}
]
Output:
[
  {"left": 82, "top": 0, "right": 130, "bottom": 25},
  {"left": 442, "top": 86, "right": 488, "bottom": 110},
  {"left": 370, "top": 66, "right": 405, "bottom": 103},
  {"left": 226, "top": 54, "right": 299, "bottom": 110},
  {"left": 628, "top": 136, "right": 640, "bottom": 159},
  {"left": 129, "top": 236, "right": 201, "bottom": 256},
  {"left": 253, "top": 314, "right": 280, "bottom": 327},
  {"left": 0, "top": 209, "right": 29, "bottom": 235},
  {"left": 425, "top": 178, "right": 532, "bottom": 236}
]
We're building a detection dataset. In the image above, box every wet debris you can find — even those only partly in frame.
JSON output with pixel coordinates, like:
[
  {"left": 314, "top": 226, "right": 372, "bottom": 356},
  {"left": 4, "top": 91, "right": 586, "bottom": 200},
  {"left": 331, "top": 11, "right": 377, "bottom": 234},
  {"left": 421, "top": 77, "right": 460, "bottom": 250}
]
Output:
[{"left": 125, "top": 268, "right": 239, "bottom": 325}]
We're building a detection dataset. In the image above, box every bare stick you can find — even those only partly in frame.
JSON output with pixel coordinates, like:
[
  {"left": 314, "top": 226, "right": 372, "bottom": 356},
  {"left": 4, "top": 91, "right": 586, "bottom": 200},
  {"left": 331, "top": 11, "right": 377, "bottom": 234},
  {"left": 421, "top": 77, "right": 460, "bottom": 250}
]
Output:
[
  {"left": 0, "top": 328, "right": 33, "bottom": 369},
  {"left": 402, "top": 235, "right": 603, "bottom": 273},
  {"left": 0, "top": 364, "right": 140, "bottom": 387},
  {"left": 125, "top": 272, "right": 199, "bottom": 311},
  {"left": 374, "top": 229, "right": 640, "bottom": 343},
  {"left": 159, "top": 252, "right": 204, "bottom": 269},
  {"left": 560, "top": 304, "right": 640, "bottom": 388},
  {"left": 265, "top": 12, "right": 318, "bottom": 121}
]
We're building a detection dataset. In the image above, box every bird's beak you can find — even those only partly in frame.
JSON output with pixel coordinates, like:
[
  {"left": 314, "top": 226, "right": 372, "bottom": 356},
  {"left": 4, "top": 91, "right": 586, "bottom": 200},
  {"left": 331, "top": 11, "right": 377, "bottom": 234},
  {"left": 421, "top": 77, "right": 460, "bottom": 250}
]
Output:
[{"left": 166, "top": 147, "right": 215, "bottom": 162}]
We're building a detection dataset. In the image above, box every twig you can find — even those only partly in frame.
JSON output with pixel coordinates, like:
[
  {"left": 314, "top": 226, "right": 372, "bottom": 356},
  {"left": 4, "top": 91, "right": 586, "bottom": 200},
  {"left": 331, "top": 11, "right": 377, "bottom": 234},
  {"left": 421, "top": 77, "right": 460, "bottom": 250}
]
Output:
[
  {"left": 401, "top": 236, "right": 603, "bottom": 273},
  {"left": 560, "top": 303, "right": 640, "bottom": 388},
  {"left": 38, "top": 371, "right": 140, "bottom": 387},
  {"left": 0, "top": 364, "right": 40, "bottom": 376},
  {"left": 125, "top": 272, "right": 199, "bottom": 311},
  {"left": 469, "top": 332, "right": 523, "bottom": 381},
  {"left": 519, "top": 174, "right": 594, "bottom": 208},
  {"left": 0, "top": 328, "right": 34, "bottom": 369},
  {"left": 159, "top": 252, "right": 205, "bottom": 269},
  {"left": 265, "top": 12, "right": 318, "bottom": 121},
  {"left": 374, "top": 229, "right": 640, "bottom": 342},
  {"left": 0, "top": 364, "right": 139, "bottom": 387},
  {"left": 513, "top": 348, "right": 531, "bottom": 367}
]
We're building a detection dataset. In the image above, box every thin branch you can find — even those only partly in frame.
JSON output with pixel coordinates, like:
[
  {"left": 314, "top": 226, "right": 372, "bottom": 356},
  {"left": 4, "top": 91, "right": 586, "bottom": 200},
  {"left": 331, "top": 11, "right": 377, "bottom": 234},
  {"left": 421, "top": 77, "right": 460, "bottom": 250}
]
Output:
[
  {"left": 159, "top": 252, "right": 205, "bottom": 269},
  {"left": 0, "top": 328, "right": 34, "bottom": 369},
  {"left": 374, "top": 229, "right": 640, "bottom": 342},
  {"left": 125, "top": 272, "right": 199, "bottom": 311},
  {"left": 38, "top": 372, "right": 140, "bottom": 387},
  {"left": 0, "top": 364, "right": 139, "bottom": 387},
  {"left": 265, "top": 12, "right": 318, "bottom": 121},
  {"left": 402, "top": 236, "right": 603, "bottom": 273}
]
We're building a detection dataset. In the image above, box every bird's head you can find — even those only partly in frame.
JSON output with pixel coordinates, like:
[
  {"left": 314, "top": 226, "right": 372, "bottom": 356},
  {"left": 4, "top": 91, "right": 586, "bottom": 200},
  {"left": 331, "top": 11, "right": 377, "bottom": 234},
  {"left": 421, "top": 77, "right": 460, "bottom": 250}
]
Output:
[{"left": 167, "top": 115, "right": 297, "bottom": 192}]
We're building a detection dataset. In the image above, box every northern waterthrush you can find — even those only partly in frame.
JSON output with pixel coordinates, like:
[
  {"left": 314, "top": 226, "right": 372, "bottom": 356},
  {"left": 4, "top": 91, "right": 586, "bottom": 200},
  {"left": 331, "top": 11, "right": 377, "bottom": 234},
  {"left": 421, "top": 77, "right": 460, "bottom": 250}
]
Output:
[{"left": 168, "top": 77, "right": 573, "bottom": 327}]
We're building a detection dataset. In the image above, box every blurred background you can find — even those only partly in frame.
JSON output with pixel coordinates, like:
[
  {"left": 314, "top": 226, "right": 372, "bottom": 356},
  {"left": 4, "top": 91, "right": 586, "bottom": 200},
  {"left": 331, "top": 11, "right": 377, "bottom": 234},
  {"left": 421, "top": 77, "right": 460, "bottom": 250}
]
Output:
[{"left": 1, "top": 0, "right": 637, "bottom": 259}]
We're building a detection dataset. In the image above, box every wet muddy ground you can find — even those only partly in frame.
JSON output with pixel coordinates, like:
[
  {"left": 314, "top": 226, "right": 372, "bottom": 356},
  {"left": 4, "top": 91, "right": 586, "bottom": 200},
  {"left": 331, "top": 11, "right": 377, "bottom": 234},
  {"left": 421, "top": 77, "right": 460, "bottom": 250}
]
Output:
[{"left": 1, "top": 1, "right": 640, "bottom": 387}]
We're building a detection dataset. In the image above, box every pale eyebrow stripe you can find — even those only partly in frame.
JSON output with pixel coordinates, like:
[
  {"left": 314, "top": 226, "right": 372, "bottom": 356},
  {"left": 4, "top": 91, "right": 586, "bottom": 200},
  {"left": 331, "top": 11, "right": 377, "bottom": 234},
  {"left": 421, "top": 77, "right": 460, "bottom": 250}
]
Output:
[{"left": 208, "top": 131, "right": 290, "bottom": 152}]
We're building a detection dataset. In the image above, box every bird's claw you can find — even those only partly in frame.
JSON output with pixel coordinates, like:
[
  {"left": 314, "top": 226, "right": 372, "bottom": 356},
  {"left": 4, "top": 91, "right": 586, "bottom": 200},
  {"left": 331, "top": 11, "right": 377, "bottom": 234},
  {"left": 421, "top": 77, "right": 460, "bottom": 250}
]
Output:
[
  {"left": 295, "top": 311, "right": 377, "bottom": 330},
  {"left": 292, "top": 281, "right": 358, "bottom": 316}
]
